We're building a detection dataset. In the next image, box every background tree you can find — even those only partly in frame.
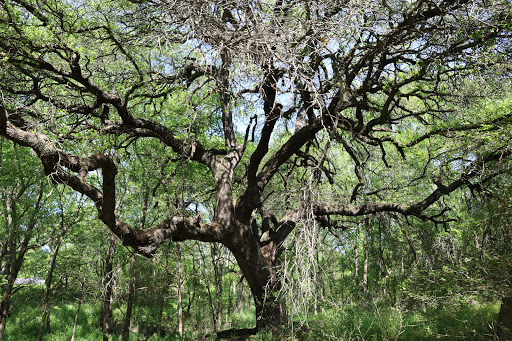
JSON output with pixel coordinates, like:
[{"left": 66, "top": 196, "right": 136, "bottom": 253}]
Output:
[
  {"left": 37, "top": 188, "right": 86, "bottom": 341},
  {"left": 0, "top": 141, "right": 53, "bottom": 339},
  {"left": 1, "top": 0, "right": 511, "bottom": 333}
]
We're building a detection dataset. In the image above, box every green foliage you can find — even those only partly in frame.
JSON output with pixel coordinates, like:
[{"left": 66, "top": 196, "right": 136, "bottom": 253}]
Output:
[{"left": 295, "top": 302, "right": 499, "bottom": 341}]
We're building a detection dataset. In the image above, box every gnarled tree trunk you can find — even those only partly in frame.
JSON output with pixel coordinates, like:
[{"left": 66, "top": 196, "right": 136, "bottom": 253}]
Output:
[{"left": 224, "top": 223, "right": 287, "bottom": 329}]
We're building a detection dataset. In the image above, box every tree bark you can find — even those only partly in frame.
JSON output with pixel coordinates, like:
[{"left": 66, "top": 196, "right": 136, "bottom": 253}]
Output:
[
  {"left": 354, "top": 226, "right": 360, "bottom": 289},
  {"left": 122, "top": 254, "right": 137, "bottom": 341},
  {"left": 225, "top": 225, "right": 287, "bottom": 329},
  {"left": 498, "top": 296, "right": 512, "bottom": 339},
  {"left": 0, "top": 251, "right": 15, "bottom": 340},
  {"left": 0, "top": 263, "right": 29, "bottom": 339},
  {"left": 0, "top": 288, "right": 11, "bottom": 340},
  {"left": 156, "top": 278, "right": 167, "bottom": 341},
  {"left": 211, "top": 243, "right": 223, "bottom": 330},
  {"left": 156, "top": 243, "right": 171, "bottom": 341},
  {"left": 197, "top": 243, "right": 217, "bottom": 331},
  {"left": 363, "top": 218, "right": 369, "bottom": 294},
  {"left": 71, "top": 280, "right": 85, "bottom": 341},
  {"left": 176, "top": 242, "right": 184, "bottom": 337},
  {"left": 100, "top": 234, "right": 116, "bottom": 341}
]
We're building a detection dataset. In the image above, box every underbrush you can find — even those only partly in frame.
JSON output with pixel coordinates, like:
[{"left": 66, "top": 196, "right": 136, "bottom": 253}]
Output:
[
  {"left": 3, "top": 288, "right": 501, "bottom": 340},
  {"left": 4, "top": 301, "right": 107, "bottom": 341},
  {"left": 3, "top": 288, "right": 173, "bottom": 340},
  {"left": 253, "top": 300, "right": 500, "bottom": 340}
]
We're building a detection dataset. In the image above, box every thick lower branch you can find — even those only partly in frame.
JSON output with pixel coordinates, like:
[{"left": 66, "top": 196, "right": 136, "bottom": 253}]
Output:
[
  {"left": 113, "top": 216, "right": 223, "bottom": 257},
  {"left": 0, "top": 107, "right": 224, "bottom": 257}
]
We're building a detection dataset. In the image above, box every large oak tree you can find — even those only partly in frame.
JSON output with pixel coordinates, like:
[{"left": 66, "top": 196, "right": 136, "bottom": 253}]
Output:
[{"left": 1, "top": 0, "right": 511, "bottom": 331}]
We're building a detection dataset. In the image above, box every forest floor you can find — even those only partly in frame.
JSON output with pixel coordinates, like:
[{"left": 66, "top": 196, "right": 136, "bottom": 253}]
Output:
[{"left": 3, "top": 288, "right": 501, "bottom": 340}]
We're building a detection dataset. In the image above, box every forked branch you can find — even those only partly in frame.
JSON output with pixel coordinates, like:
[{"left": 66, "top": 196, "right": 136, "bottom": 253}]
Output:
[{"left": 313, "top": 146, "right": 512, "bottom": 224}]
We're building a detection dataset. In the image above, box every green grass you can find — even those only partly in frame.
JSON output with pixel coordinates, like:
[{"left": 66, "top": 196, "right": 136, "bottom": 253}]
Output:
[
  {"left": 282, "top": 301, "right": 500, "bottom": 340},
  {"left": 3, "top": 293, "right": 180, "bottom": 341},
  {"left": 3, "top": 288, "right": 501, "bottom": 340},
  {"left": 4, "top": 302, "right": 106, "bottom": 341}
]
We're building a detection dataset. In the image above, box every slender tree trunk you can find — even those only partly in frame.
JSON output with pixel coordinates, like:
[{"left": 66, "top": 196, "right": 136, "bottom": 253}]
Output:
[
  {"left": 38, "top": 224, "right": 68, "bottom": 341},
  {"left": 100, "top": 234, "right": 116, "bottom": 341},
  {"left": 378, "top": 225, "right": 392, "bottom": 303},
  {"left": 312, "top": 262, "right": 318, "bottom": 315},
  {"left": 0, "top": 180, "right": 46, "bottom": 339},
  {"left": 211, "top": 244, "right": 223, "bottom": 330},
  {"left": 242, "top": 282, "right": 249, "bottom": 312},
  {"left": 122, "top": 254, "right": 137, "bottom": 341},
  {"left": 70, "top": 300, "right": 82, "bottom": 341},
  {"left": 71, "top": 281, "right": 85, "bottom": 341},
  {"left": 399, "top": 224, "right": 420, "bottom": 268},
  {"left": 186, "top": 257, "right": 196, "bottom": 317},
  {"left": 227, "top": 279, "right": 233, "bottom": 317},
  {"left": 363, "top": 218, "right": 369, "bottom": 294},
  {"left": 315, "top": 249, "right": 324, "bottom": 313},
  {"left": 0, "top": 252, "right": 15, "bottom": 340},
  {"left": 37, "top": 248, "right": 58, "bottom": 340},
  {"left": 0, "top": 229, "right": 35, "bottom": 339},
  {"left": 197, "top": 244, "right": 217, "bottom": 331},
  {"left": 156, "top": 244, "right": 170, "bottom": 341},
  {"left": 354, "top": 226, "right": 360, "bottom": 289},
  {"left": 0, "top": 194, "right": 15, "bottom": 340},
  {"left": 177, "top": 242, "right": 184, "bottom": 337},
  {"left": 156, "top": 282, "right": 166, "bottom": 341},
  {"left": 122, "top": 170, "right": 149, "bottom": 340},
  {"left": 0, "top": 291, "right": 11, "bottom": 339}
]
